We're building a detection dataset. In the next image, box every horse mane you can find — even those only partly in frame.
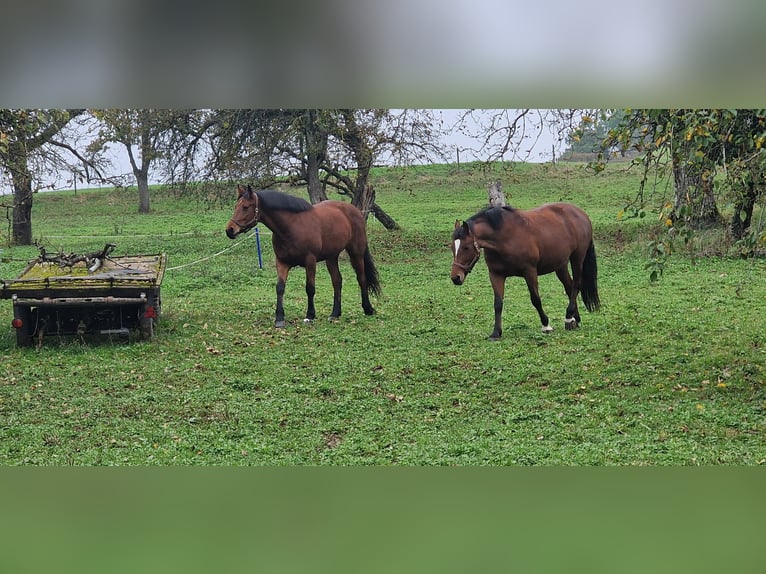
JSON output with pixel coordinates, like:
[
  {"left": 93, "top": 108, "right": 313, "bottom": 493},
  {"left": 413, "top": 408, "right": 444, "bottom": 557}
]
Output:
[
  {"left": 468, "top": 205, "right": 516, "bottom": 231},
  {"left": 256, "top": 189, "right": 313, "bottom": 213},
  {"left": 452, "top": 206, "right": 515, "bottom": 241}
]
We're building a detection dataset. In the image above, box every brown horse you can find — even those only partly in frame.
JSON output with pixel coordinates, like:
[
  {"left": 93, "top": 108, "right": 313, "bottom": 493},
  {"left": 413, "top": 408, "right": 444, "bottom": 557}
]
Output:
[
  {"left": 226, "top": 185, "right": 381, "bottom": 328},
  {"left": 451, "top": 203, "right": 600, "bottom": 340}
]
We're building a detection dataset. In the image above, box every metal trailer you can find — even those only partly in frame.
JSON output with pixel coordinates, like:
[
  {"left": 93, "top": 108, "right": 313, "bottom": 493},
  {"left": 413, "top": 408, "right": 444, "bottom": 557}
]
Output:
[{"left": 1, "top": 250, "right": 166, "bottom": 347}]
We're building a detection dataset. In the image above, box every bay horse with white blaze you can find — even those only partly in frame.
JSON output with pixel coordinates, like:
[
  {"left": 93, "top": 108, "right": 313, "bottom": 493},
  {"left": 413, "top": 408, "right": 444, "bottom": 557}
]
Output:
[
  {"left": 451, "top": 202, "right": 600, "bottom": 340},
  {"left": 226, "top": 185, "right": 381, "bottom": 328}
]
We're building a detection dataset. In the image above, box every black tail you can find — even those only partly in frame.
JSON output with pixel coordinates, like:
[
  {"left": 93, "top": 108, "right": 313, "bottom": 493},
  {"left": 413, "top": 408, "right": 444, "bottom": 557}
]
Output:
[
  {"left": 364, "top": 246, "right": 382, "bottom": 298},
  {"left": 581, "top": 241, "right": 600, "bottom": 312}
]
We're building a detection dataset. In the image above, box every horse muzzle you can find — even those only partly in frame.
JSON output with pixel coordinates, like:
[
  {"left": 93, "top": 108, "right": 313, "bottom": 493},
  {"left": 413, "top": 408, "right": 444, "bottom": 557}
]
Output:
[
  {"left": 225, "top": 223, "right": 240, "bottom": 239},
  {"left": 451, "top": 271, "right": 465, "bottom": 285}
]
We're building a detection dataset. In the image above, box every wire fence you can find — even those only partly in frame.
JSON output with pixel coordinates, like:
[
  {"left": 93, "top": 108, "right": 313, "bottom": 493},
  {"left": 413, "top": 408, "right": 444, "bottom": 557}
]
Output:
[{"left": 165, "top": 229, "right": 262, "bottom": 271}]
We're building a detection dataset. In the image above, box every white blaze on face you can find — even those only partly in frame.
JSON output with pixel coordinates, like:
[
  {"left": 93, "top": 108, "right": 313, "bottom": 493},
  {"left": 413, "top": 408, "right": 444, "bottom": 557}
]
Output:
[{"left": 453, "top": 239, "right": 461, "bottom": 256}]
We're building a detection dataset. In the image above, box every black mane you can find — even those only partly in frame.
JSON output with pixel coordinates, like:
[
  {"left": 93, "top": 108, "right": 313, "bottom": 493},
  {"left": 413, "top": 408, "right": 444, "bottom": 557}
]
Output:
[
  {"left": 452, "top": 205, "right": 515, "bottom": 240},
  {"left": 469, "top": 205, "right": 515, "bottom": 231},
  {"left": 256, "top": 189, "right": 313, "bottom": 213}
]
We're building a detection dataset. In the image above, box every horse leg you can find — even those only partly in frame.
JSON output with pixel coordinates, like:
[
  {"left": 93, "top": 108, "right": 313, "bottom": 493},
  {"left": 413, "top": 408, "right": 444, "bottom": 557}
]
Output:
[
  {"left": 304, "top": 256, "right": 317, "bottom": 323},
  {"left": 488, "top": 272, "right": 506, "bottom": 340},
  {"left": 523, "top": 270, "right": 552, "bottom": 333},
  {"left": 326, "top": 256, "right": 343, "bottom": 321},
  {"left": 349, "top": 251, "right": 375, "bottom": 316},
  {"left": 555, "top": 266, "right": 581, "bottom": 330},
  {"left": 274, "top": 260, "right": 291, "bottom": 328}
]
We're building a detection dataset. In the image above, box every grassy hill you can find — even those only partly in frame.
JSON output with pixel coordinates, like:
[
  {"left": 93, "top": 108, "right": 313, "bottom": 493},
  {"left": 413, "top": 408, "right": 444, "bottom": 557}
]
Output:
[{"left": 0, "top": 161, "right": 764, "bottom": 465}]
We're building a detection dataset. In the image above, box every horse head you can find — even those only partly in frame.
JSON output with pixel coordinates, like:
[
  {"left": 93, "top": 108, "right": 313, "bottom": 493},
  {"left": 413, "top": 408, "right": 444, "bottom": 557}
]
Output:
[
  {"left": 450, "top": 220, "right": 481, "bottom": 285},
  {"left": 226, "top": 184, "right": 260, "bottom": 239}
]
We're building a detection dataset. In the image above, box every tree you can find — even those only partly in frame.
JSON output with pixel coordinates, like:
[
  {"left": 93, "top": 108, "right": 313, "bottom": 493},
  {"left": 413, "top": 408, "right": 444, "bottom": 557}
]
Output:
[
  {"left": 89, "top": 109, "right": 194, "bottom": 213},
  {"left": 0, "top": 109, "right": 85, "bottom": 245},
  {"left": 303, "top": 109, "right": 331, "bottom": 204},
  {"left": 595, "top": 109, "right": 766, "bottom": 235},
  {"left": 200, "top": 109, "right": 298, "bottom": 192},
  {"left": 716, "top": 110, "right": 766, "bottom": 241},
  {"left": 204, "top": 109, "right": 447, "bottom": 229},
  {"left": 324, "top": 109, "right": 447, "bottom": 227}
]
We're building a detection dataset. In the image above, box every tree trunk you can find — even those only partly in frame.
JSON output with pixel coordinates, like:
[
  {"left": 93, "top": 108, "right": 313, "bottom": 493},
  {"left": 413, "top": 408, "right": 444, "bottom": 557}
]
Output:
[
  {"left": 352, "top": 183, "right": 375, "bottom": 218},
  {"left": 672, "top": 156, "right": 720, "bottom": 228},
  {"left": 698, "top": 170, "right": 721, "bottom": 227},
  {"left": 136, "top": 169, "right": 151, "bottom": 213},
  {"left": 351, "top": 183, "right": 400, "bottom": 230},
  {"left": 306, "top": 152, "right": 328, "bottom": 204},
  {"left": 305, "top": 110, "right": 329, "bottom": 204},
  {"left": 731, "top": 180, "right": 757, "bottom": 239},
  {"left": 672, "top": 161, "right": 687, "bottom": 220},
  {"left": 10, "top": 151, "right": 33, "bottom": 246},
  {"left": 12, "top": 186, "right": 34, "bottom": 245},
  {"left": 370, "top": 202, "right": 401, "bottom": 230},
  {"left": 334, "top": 109, "right": 401, "bottom": 230},
  {"left": 350, "top": 182, "right": 400, "bottom": 230}
]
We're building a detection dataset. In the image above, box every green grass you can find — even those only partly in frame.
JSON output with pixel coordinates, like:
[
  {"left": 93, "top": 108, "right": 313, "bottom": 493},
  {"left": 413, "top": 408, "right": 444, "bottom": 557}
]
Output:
[{"left": 1, "top": 161, "right": 764, "bottom": 465}]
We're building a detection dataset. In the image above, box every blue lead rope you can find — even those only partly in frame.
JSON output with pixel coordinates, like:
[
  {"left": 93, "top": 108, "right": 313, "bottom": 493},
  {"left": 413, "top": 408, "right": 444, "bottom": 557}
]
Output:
[{"left": 255, "top": 226, "right": 263, "bottom": 269}]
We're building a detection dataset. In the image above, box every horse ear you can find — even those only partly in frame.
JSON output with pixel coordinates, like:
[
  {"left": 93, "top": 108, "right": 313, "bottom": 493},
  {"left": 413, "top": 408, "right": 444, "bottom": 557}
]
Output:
[
  {"left": 454, "top": 219, "right": 461, "bottom": 230},
  {"left": 237, "top": 185, "right": 253, "bottom": 200},
  {"left": 461, "top": 221, "right": 471, "bottom": 234}
]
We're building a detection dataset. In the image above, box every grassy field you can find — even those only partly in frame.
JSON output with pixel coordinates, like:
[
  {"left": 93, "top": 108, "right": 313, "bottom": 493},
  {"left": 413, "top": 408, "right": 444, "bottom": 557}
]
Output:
[{"left": 1, "top": 161, "right": 764, "bottom": 465}]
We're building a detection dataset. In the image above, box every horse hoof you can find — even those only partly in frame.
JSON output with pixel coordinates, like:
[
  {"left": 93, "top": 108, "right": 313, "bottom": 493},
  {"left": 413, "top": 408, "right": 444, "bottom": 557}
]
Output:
[
  {"left": 541, "top": 325, "right": 553, "bottom": 334},
  {"left": 303, "top": 318, "right": 314, "bottom": 324},
  {"left": 328, "top": 316, "right": 339, "bottom": 323},
  {"left": 275, "top": 320, "right": 286, "bottom": 329},
  {"left": 564, "top": 317, "right": 579, "bottom": 331}
]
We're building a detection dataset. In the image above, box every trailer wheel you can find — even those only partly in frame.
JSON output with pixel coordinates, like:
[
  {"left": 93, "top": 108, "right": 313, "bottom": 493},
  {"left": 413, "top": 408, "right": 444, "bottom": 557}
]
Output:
[{"left": 139, "top": 317, "right": 154, "bottom": 340}]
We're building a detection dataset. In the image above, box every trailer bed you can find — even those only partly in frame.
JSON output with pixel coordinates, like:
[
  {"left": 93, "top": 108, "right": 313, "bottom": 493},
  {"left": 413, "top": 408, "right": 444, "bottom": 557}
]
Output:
[{"left": 2, "top": 253, "right": 166, "bottom": 346}]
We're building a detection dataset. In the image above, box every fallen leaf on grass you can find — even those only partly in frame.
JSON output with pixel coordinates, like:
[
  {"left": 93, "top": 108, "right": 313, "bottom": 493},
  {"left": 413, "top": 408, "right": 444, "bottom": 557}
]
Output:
[{"left": 324, "top": 433, "right": 343, "bottom": 449}]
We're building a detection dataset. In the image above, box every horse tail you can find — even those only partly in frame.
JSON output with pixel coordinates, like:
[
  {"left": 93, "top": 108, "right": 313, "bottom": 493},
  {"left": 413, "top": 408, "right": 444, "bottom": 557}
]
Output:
[
  {"left": 580, "top": 240, "right": 601, "bottom": 312},
  {"left": 364, "top": 246, "right": 382, "bottom": 298}
]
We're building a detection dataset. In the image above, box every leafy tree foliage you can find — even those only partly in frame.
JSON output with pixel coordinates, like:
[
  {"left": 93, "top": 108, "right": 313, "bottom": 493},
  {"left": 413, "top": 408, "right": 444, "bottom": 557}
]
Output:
[
  {"left": 565, "top": 110, "right": 629, "bottom": 155},
  {"left": 0, "top": 109, "right": 86, "bottom": 245},
  {"left": 593, "top": 109, "right": 766, "bottom": 243}
]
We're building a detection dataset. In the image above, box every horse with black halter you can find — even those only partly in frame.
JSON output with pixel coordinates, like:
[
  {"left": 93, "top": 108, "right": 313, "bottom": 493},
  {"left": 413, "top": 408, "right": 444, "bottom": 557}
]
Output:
[
  {"left": 226, "top": 185, "right": 381, "bottom": 327},
  {"left": 451, "top": 203, "right": 600, "bottom": 339}
]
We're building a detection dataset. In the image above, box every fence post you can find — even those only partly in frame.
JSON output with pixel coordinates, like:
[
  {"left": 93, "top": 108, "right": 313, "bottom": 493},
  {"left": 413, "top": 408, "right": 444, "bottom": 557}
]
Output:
[{"left": 488, "top": 181, "right": 506, "bottom": 207}]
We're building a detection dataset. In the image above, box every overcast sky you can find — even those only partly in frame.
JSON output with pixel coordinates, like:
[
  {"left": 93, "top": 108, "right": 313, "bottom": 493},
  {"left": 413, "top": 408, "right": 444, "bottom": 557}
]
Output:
[
  {"left": 3, "top": 1, "right": 759, "bottom": 108},
  {"left": 3, "top": 0, "right": 764, "bottom": 191}
]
